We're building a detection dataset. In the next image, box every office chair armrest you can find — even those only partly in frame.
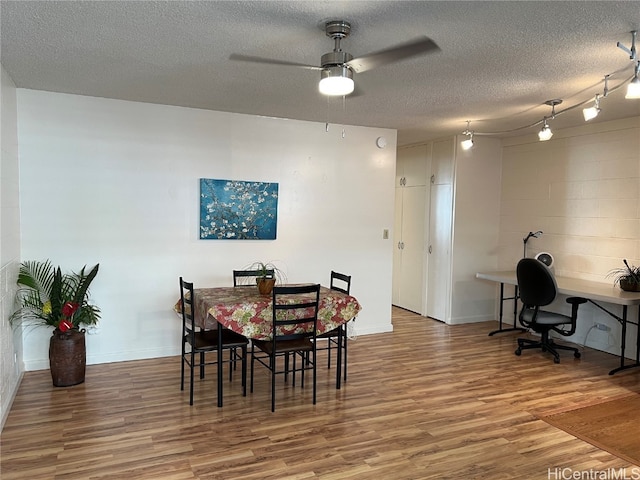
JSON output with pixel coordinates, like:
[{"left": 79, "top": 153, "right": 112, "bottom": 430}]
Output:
[
  {"left": 566, "top": 296, "right": 587, "bottom": 319},
  {"left": 558, "top": 296, "right": 587, "bottom": 337}
]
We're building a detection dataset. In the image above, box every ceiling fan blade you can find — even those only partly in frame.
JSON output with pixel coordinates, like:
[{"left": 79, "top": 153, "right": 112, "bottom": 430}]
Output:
[
  {"left": 346, "top": 36, "right": 440, "bottom": 74},
  {"left": 229, "top": 54, "right": 322, "bottom": 71}
]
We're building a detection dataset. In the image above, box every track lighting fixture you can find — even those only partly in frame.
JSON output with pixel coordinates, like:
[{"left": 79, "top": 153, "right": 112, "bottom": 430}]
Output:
[
  {"left": 461, "top": 121, "right": 474, "bottom": 150},
  {"left": 617, "top": 30, "right": 637, "bottom": 61},
  {"left": 603, "top": 74, "right": 610, "bottom": 98},
  {"left": 461, "top": 133, "right": 474, "bottom": 150},
  {"left": 618, "top": 31, "right": 640, "bottom": 99},
  {"left": 582, "top": 93, "right": 601, "bottom": 121},
  {"left": 462, "top": 32, "right": 636, "bottom": 138},
  {"left": 583, "top": 76, "right": 610, "bottom": 121},
  {"left": 538, "top": 120, "right": 553, "bottom": 141},
  {"left": 538, "top": 99, "right": 561, "bottom": 141},
  {"left": 626, "top": 61, "right": 640, "bottom": 99}
]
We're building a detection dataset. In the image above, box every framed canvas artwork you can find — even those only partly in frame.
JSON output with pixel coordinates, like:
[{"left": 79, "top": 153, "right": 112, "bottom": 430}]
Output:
[{"left": 199, "top": 178, "right": 278, "bottom": 240}]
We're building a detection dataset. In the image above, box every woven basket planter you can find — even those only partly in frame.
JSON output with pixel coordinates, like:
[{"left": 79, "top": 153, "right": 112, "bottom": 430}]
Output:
[{"left": 49, "top": 329, "right": 86, "bottom": 387}]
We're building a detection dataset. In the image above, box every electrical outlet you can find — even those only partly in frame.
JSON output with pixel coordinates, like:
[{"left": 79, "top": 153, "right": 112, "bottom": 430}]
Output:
[
  {"left": 383, "top": 229, "right": 389, "bottom": 239},
  {"left": 595, "top": 322, "right": 610, "bottom": 332},
  {"left": 86, "top": 326, "right": 101, "bottom": 335}
]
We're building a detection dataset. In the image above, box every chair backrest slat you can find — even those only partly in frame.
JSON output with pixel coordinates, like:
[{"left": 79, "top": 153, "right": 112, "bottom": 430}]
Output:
[
  {"left": 179, "top": 277, "right": 196, "bottom": 334},
  {"left": 271, "top": 284, "right": 321, "bottom": 340},
  {"left": 330, "top": 271, "right": 351, "bottom": 295},
  {"left": 233, "top": 269, "right": 275, "bottom": 287}
]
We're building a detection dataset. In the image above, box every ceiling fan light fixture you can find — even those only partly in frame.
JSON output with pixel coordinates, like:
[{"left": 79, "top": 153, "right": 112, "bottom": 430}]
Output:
[{"left": 319, "top": 66, "right": 354, "bottom": 96}]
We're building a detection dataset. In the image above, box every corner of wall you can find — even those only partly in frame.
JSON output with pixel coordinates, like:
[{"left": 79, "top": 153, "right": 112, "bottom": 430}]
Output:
[{"left": 1, "top": 63, "right": 24, "bottom": 431}]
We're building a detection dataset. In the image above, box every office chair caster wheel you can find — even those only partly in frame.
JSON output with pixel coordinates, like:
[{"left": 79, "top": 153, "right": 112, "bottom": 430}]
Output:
[
  {"left": 553, "top": 357, "right": 560, "bottom": 364},
  {"left": 515, "top": 348, "right": 522, "bottom": 356},
  {"left": 574, "top": 351, "right": 581, "bottom": 359}
]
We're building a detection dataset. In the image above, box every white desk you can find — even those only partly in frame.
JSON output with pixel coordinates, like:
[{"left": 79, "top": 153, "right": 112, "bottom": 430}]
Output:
[{"left": 476, "top": 271, "right": 640, "bottom": 375}]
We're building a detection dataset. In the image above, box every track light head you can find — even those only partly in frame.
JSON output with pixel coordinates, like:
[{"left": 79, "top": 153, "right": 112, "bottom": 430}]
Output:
[
  {"left": 583, "top": 94, "right": 601, "bottom": 121},
  {"left": 538, "top": 120, "right": 553, "bottom": 141},
  {"left": 538, "top": 100, "right": 561, "bottom": 141},
  {"left": 626, "top": 62, "right": 640, "bottom": 99},
  {"left": 627, "top": 76, "right": 640, "bottom": 99},
  {"left": 461, "top": 121, "right": 474, "bottom": 150},
  {"left": 582, "top": 105, "right": 599, "bottom": 121}
]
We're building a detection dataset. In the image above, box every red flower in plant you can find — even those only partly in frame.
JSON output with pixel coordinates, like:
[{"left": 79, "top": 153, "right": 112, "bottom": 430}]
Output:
[
  {"left": 61, "top": 302, "right": 79, "bottom": 318},
  {"left": 58, "top": 320, "right": 73, "bottom": 332}
]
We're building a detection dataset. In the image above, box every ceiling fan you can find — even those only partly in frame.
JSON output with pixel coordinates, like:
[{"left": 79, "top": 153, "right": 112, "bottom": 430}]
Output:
[{"left": 230, "top": 20, "right": 440, "bottom": 96}]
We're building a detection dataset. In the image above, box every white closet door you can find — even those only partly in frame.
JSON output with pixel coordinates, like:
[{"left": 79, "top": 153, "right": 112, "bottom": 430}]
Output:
[
  {"left": 392, "top": 187, "right": 404, "bottom": 306},
  {"left": 395, "top": 185, "right": 426, "bottom": 313},
  {"left": 393, "top": 145, "right": 429, "bottom": 313}
]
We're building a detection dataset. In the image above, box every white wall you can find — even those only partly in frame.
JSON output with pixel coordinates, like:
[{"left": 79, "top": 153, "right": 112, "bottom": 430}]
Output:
[
  {"left": 499, "top": 117, "right": 640, "bottom": 357},
  {"left": 0, "top": 65, "right": 22, "bottom": 429},
  {"left": 16, "top": 90, "right": 396, "bottom": 370},
  {"left": 451, "top": 135, "right": 502, "bottom": 323}
]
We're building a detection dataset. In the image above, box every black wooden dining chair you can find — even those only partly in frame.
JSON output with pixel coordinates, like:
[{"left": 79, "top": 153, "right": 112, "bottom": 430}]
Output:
[
  {"left": 233, "top": 268, "right": 275, "bottom": 287},
  {"left": 179, "top": 277, "right": 249, "bottom": 406},
  {"left": 314, "top": 271, "right": 352, "bottom": 389},
  {"left": 250, "top": 283, "right": 321, "bottom": 412}
]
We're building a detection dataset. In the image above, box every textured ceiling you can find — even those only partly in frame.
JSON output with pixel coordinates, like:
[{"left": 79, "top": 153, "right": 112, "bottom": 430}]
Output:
[{"left": 1, "top": 1, "right": 639, "bottom": 145}]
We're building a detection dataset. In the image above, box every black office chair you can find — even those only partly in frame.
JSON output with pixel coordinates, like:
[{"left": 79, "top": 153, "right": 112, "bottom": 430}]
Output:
[
  {"left": 233, "top": 268, "right": 275, "bottom": 287},
  {"left": 250, "top": 284, "right": 321, "bottom": 412},
  {"left": 514, "top": 258, "right": 587, "bottom": 364},
  {"left": 179, "top": 277, "right": 249, "bottom": 405},
  {"left": 314, "top": 271, "right": 352, "bottom": 389}
]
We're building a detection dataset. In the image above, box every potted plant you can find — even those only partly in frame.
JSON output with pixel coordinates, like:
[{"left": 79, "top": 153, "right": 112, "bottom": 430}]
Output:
[
  {"left": 10, "top": 260, "right": 100, "bottom": 386},
  {"left": 245, "top": 261, "right": 286, "bottom": 295},
  {"left": 607, "top": 259, "right": 640, "bottom": 292}
]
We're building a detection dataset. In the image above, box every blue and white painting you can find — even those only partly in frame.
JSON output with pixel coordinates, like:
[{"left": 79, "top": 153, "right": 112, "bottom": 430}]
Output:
[{"left": 200, "top": 179, "right": 278, "bottom": 240}]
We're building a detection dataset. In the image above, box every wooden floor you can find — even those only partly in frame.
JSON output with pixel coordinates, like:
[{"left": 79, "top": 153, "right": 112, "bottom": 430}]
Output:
[{"left": 3, "top": 307, "right": 640, "bottom": 479}]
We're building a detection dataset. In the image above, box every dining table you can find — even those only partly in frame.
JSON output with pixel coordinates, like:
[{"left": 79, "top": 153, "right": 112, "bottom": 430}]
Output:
[{"left": 191, "top": 285, "right": 362, "bottom": 406}]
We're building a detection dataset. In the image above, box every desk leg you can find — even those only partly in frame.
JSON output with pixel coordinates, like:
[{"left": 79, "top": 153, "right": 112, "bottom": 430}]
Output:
[
  {"left": 608, "top": 305, "right": 640, "bottom": 375},
  {"left": 636, "top": 306, "right": 640, "bottom": 367},
  {"left": 217, "top": 320, "right": 223, "bottom": 407},
  {"left": 489, "top": 283, "right": 525, "bottom": 336}
]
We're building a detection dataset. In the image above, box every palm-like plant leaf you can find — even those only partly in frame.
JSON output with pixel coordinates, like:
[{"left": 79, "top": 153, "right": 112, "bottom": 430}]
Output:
[
  {"left": 10, "top": 260, "right": 101, "bottom": 329},
  {"left": 49, "top": 267, "right": 64, "bottom": 325},
  {"left": 72, "top": 264, "right": 99, "bottom": 306},
  {"left": 11, "top": 260, "right": 55, "bottom": 325},
  {"left": 16, "top": 259, "right": 54, "bottom": 299},
  {"left": 70, "top": 264, "right": 101, "bottom": 326}
]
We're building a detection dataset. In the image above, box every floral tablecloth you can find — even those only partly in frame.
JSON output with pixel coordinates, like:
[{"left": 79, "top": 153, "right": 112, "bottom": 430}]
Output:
[{"left": 193, "top": 285, "right": 361, "bottom": 340}]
